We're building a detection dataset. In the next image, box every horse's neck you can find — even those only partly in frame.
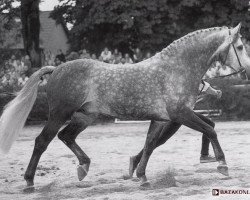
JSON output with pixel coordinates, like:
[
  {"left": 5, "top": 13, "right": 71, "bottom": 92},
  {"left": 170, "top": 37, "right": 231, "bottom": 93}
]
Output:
[{"left": 157, "top": 29, "right": 227, "bottom": 80}]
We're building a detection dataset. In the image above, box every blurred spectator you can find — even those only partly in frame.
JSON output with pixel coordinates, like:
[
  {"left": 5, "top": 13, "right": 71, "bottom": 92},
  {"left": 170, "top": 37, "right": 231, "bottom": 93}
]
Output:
[
  {"left": 112, "top": 49, "right": 122, "bottom": 64},
  {"left": 113, "top": 56, "right": 121, "bottom": 64},
  {"left": 113, "top": 48, "right": 119, "bottom": 57},
  {"left": 66, "top": 51, "right": 79, "bottom": 61},
  {"left": 109, "top": 54, "right": 115, "bottom": 64},
  {"left": 144, "top": 52, "right": 152, "bottom": 60},
  {"left": 133, "top": 48, "right": 143, "bottom": 63},
  {"left": 98, "top": 56, "right": 104, "bottom": 62},
  {"left": 9, "top": 55, "right": 17, "bottom": 69},
  {"left": 44, "top": 51, "right": 55, "bottom": 66},
  {"left": 100, "top": 47, "right": 112, "bottom": 63},
  {"left": 40, "top": 74, "right": 50, "bottom": 86},
  {"left": 91, "top": 53, "right": 97, "bottom": 60},
  {"left": 242, "top": 38, "right": 250, "bottom": 56},
  {"left": 1, "top": 73, "right": 15, "bottom": 88},
  {"left": 218, "top": 64, "right": 232, "bottom": 76},
  {"left": 205, "top": 62, "right": 220, "bottom": 78},
  {"left": 9, "top": 66, "right": 18, "bottom": 81},
  {"left": 55, "top": 49, "right": 66, "bottom": 63},
  {"left": 16, "top": 59, "right": 28, "bottom": 76},
  {"left": 205, "top": 66, "right": 217, "bottom": 78},
  {"left": 0, "top": 70, "right": 4, "bottom": 79},
  {"left": 119, "top": 58, "right": 126, "bottom": 64},
  {"left": 18, "top": 73, "right": 29, "bottom": 87},
  {"left": 80, "top": 49, "right": 90, "bottom": 59},
  {"left": 54, "top": 57, "right": 62, "bottom": 66},
  {"left": 124, "top": 53, "right": 133, "bottom": 64}
]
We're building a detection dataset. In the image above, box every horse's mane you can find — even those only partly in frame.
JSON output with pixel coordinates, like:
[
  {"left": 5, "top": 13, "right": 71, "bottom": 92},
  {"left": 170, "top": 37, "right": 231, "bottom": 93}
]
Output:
[{"left": 159, "top": 26, "right": 228, "bottom": 57}]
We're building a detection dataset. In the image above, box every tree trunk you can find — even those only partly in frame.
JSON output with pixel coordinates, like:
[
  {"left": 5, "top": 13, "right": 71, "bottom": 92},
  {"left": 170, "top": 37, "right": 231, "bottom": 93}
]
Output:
[{"left": 20, "top": 0, "right": 41, "bottom": 68}]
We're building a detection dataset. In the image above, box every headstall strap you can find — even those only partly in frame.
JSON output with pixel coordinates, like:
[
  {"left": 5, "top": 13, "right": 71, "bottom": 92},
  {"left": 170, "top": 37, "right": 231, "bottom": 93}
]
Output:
[{"left": 205, "top": 27, "right": 247, "bottom": 81}]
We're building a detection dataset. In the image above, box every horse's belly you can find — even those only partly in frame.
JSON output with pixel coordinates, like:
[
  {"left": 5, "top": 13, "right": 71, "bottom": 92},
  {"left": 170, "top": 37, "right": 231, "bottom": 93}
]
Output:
[{"left": 100, "top": 98, "right": 170, "bottom": 121}]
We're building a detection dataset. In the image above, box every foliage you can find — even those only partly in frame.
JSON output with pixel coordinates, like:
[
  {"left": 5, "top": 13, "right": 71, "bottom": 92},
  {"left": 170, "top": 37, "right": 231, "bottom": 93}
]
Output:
[
  {"left": 0, "top": 0, "right": 20, "bottom": 65},
  {"left": 0, "top": 0, "right": 19, "bottom": 19},
  {"left": 0, "top": 0, "right": 41, "bottom": 67},
  {"left": 51, "top": 0, "right": 250, "bottom": 54}
]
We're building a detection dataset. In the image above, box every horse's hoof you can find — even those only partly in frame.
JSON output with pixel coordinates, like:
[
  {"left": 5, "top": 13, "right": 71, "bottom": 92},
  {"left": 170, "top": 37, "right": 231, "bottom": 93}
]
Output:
[
  {"left": 23, "top": 185, "right": 35, "bottom": 193},
  {"left": 217, "top": 165, "right": 229, "bottom": 176},
  {"left": 200, "top": 155, "right": 217, "bottom": 163},
  {"left": 129, "top": 156, "right": 136, "bottom": 178},
  {"left": 140, "top": 181, "right": 151, "bottom": 188},
  {"left": 123, "top": 174, "right": 132, "bottom": 180},
  {"left": 77, "top": 164, "right": 88, "bottom": 181},
  {"left": 139, "top": 175, "right": 150, "bottom": 187}
]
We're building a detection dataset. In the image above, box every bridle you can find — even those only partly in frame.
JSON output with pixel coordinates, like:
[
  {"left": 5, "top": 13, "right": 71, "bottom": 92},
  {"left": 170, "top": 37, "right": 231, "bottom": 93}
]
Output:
[{"left": 204, "top": 28, "right": 247, "bottom": 81}]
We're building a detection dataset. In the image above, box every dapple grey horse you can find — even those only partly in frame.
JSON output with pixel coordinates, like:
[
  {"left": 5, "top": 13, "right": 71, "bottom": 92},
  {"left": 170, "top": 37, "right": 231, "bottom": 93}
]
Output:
[{"left": 0, "top": 23, "right": 249, "bottom": 190}]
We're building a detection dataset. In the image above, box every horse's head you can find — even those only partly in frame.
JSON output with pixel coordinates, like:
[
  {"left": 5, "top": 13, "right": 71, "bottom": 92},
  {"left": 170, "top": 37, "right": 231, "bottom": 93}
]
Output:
[{"left": 208, "top": 23, "right": 250, "bottom": 79}]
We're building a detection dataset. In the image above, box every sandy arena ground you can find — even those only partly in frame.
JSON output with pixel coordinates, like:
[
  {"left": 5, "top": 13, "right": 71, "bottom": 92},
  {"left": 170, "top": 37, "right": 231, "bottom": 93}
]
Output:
[{"left": 0, "top": 121, "right": 250, "bottom": 200}]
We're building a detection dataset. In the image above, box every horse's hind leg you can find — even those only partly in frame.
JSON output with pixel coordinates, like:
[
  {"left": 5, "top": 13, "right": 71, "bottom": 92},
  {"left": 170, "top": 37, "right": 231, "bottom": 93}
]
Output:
[
  {"left": 24, "top": 116, "right": 66, "bottom": 190},
  {"left": 129, "top": 121, "right": 181, "bottom": 178},
  {"left": 135, "top": 120, "right": 164, "bottom": 186},
  {"left": 58, "top": 112, "right": 96, "bottom": 181}
]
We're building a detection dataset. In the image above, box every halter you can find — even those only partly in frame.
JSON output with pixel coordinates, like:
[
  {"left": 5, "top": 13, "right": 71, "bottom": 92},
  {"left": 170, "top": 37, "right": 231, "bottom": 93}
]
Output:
[{"left": 205, "top": 28, "right": 247, "bottom": 81}]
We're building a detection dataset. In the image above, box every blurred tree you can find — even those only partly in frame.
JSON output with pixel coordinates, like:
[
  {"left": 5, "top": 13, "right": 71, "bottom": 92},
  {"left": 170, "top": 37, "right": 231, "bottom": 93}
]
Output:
[
  {"left": 20, "top": 0, "right": 41, "bottom": 68},
  {"left": 0, "top": 0, "right": 41, "bottom": 68},
  {"left": 0, "top": 0, "right": 20, "bottom": 66},
  {"left": 51, "top": 0, "right": 250, "bottom": 54}
]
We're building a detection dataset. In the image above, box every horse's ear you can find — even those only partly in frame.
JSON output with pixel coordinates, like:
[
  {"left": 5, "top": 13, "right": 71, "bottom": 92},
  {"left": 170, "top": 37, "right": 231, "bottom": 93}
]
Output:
[{"left": 230, "top": 23, "right": 242, "bottom": 43}]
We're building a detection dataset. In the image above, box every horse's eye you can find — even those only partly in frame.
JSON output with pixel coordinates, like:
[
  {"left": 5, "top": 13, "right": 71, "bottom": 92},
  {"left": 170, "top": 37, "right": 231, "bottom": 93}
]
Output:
[{"left": 237, "top": 45, "right": 243, "bottom": 50}]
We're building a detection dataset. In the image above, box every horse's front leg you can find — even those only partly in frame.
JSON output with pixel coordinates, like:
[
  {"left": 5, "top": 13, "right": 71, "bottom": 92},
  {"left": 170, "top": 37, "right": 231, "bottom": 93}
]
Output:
[
  {"left": 176, "top": 107, "right": 228, "bottom": 176},
  {"left": 136, "top": 120, "right": 164, "bottom": 187},
  {"left": 128, "top": 121, "right": 180, "bottom": 178}
]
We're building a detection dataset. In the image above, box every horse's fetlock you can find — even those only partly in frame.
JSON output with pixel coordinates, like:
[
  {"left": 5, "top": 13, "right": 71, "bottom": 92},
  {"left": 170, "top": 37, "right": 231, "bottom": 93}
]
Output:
[
  {"left": 136, "top": 170, "right": 145, "bottom": 178},
  {"left": 24, "top": 173, "right": 34, "bottom": 183},
  {"left": 80, "top": 156, "right": 90, "bottom": 164}
]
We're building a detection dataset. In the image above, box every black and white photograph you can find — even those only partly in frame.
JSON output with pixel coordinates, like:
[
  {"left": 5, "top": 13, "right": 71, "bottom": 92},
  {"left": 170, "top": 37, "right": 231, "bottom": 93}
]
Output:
[{"left": 0, "top": 0, "right": 250, "bottom": 199}]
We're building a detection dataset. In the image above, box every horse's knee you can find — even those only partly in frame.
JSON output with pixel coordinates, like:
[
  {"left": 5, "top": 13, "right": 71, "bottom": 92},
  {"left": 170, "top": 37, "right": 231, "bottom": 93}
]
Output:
[
  {"left": 204, "top": 126, "right": 217, "bottom": 140},
  {"left": 207, "top": 120, "right": 215, "bottom": 128}
]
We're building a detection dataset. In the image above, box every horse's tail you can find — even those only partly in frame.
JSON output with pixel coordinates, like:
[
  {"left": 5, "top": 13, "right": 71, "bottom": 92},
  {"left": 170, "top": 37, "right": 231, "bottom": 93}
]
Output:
[{"left": 0, "top": 66, "right": 55, "bottom": 153}]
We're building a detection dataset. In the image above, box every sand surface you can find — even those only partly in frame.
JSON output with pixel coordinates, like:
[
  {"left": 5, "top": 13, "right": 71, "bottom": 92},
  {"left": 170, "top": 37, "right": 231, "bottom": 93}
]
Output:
[{"left": 0, "top": 121, "right": 250, "bottom": 200}]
